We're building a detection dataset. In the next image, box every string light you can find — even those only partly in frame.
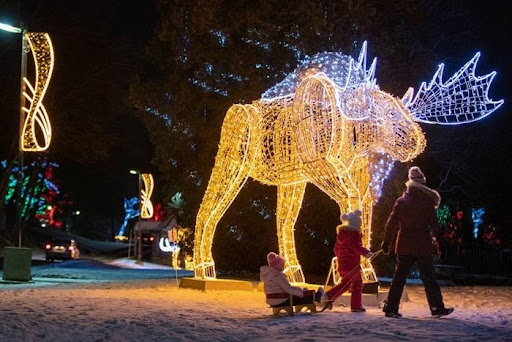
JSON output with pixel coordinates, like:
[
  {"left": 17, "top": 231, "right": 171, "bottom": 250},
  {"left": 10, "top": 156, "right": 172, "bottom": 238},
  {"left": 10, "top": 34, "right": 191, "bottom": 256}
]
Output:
[
  {"left": 403, "top": 53, "right": 503, "bottom": 124},
  {"left": 159, "top": 237, "right": 180, "bottom": 268},
  {"left": 116, "top": 197, "right": 139, "bottom": 241},
  {"left": 193, "top": 42, "right": 502, "bottom": 283},
  {"left": 21, "top": 32, "right": 54, "bottom": 151},
  {"left": 471, "top": 207, "right": 485, "bottom": 239},
  {"left": 159, "top": 237, "right": 179, "bottom": 253},
  {"left": 141, "top": 173, "right": 154, "bottom": 219},
  {"left": 160, "top": 227, "right": 189, "bottom": 269}
]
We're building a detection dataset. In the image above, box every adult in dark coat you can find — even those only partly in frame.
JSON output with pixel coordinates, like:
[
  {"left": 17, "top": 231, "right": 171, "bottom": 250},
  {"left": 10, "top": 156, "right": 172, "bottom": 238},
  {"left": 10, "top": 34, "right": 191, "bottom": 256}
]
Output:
[{"left": 381, "top": 166, "right": 453, "bottom": 318}]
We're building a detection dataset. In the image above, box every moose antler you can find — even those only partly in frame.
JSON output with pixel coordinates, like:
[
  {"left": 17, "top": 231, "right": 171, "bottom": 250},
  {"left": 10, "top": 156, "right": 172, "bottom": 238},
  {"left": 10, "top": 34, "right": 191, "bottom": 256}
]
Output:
[
  {"left": 402, "top": 53, "right": 504, "bottom": 125},
  {"left": 345, "top": 40, "right": 377, "bottom": 89},
  {"left": 261, "top": 41, "right": 377, "bottom": 100}
]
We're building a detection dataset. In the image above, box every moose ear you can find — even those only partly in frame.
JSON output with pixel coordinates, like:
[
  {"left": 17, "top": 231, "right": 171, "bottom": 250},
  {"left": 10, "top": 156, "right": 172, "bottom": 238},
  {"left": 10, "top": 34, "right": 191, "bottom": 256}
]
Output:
[{"left": 401, "top": 87, "right": 414, "bottom": 107}]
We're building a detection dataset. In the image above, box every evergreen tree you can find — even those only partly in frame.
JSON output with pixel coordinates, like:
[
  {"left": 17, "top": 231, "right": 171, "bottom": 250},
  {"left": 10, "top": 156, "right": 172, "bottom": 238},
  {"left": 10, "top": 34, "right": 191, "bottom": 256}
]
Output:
[{"left": 130, "top": 0, "right": 435, "bottom": 274}]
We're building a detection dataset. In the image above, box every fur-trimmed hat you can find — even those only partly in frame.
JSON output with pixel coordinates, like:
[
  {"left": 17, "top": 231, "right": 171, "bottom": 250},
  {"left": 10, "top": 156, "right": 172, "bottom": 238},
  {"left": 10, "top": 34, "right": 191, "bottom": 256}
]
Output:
[
  {"left": 341, "top": 209, "right": 362, "bottom": 230},
  {"left": 408, "top": 166, "right": 426, "bottom": 184},
  {"left": 267, "top": 252, "right": 285, "bottom": 271}
]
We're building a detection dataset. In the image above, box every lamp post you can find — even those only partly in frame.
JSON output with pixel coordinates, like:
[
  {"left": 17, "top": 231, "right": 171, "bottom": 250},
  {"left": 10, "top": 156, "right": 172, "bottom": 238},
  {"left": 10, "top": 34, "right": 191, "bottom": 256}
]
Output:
[
  {"left": 130, "top": 169, "right": 143, "bottom": 265},
  {"left": 1, "top": 21, "right": 31, "bottom": 282},
  {"left": 1, "top": 21, "right": 27, "bottom": 248},
  {"left": 0, "top": 22, "right": 23, "bottom": 34},
  {"left": 2, "top": 21, "right": 54, "bottom": 282}
]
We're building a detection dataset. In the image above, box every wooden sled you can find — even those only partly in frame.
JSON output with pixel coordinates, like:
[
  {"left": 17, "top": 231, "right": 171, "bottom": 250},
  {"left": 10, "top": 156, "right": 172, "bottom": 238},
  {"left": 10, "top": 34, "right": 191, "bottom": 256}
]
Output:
[{"left": 271, "top": 291, "right": 317, "bottom": 316}]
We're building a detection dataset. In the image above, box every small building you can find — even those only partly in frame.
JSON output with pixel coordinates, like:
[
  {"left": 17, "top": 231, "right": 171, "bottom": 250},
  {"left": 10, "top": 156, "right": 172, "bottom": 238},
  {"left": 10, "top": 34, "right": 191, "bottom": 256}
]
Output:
[{"left": 132, "top": 217, "right": 178, "bottom": 261}]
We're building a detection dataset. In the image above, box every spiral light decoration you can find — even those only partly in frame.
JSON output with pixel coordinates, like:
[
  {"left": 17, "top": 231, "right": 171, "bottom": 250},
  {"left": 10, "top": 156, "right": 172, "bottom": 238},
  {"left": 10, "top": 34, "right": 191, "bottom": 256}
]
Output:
[
  {"left": 21, "top": 32, "right": 54, "bottom": 152},
  {"left": 140, "top": 173, "right": 154, "bottom": 219}
]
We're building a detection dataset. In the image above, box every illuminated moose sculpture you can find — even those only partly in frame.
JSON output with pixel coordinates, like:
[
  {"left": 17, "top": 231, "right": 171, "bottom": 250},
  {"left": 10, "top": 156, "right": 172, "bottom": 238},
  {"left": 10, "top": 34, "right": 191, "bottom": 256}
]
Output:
[{"left": 193, "top": 42, "right": 503, "bottom": 283}]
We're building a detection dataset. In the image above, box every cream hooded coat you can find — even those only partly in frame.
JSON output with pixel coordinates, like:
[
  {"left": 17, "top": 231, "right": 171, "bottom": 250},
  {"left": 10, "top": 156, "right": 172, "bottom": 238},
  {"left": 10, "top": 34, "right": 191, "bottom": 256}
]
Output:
[{"left": 260, "top": 266, "right": 304, "bottom": 306}]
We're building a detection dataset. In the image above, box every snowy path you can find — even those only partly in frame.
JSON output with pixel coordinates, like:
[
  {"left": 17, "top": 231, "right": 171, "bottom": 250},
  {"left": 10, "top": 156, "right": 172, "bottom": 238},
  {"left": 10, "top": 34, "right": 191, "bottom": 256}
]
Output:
[{"left": 0, "top": 279, "right": 510, "bottom": 341}]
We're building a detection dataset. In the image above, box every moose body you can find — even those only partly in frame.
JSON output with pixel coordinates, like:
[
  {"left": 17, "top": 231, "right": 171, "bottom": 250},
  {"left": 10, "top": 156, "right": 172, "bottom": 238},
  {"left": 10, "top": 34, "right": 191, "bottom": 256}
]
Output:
[{"left": 193, "top": 42, "right": 503, "bottom": 282}]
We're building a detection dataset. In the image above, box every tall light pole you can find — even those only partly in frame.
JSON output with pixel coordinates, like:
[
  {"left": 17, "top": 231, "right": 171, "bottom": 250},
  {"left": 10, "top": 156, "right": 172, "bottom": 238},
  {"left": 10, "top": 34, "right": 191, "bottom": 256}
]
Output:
[
  {"left": 2, "top": 21, "right": 54, "bottom": 283},
  {"left": 130, "top": 169, "right": 143, "bottom": 265},
  {"left": 2, "top": 22, "right": 54, "bottom": 247},
  {"left": 1, "top": 21, "right": 29, "bottom": 282},
  {"left": 1, "top": 21, "right": 27, "bottom": 248}
]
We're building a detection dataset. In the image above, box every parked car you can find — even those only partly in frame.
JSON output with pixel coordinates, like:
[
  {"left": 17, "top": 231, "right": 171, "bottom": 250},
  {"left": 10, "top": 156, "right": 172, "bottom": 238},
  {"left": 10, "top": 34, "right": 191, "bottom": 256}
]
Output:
[{"left": 44, "top": 238, "right": 80, "bottom": 261}]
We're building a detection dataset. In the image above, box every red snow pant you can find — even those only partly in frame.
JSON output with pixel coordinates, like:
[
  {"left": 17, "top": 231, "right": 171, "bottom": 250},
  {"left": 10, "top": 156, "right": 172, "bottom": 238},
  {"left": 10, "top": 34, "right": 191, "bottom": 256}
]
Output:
[{"left": 325, "top": 263, "right": 363, "bottom": 309}]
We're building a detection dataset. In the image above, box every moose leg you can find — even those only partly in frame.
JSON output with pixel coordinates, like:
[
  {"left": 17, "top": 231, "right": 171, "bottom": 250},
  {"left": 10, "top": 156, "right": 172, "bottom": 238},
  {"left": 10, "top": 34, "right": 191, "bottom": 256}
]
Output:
[
  {"left": 303, "top": 161, "right": 378, "bottom": 284},
  {"left": 358, "top": 192, "right": 379, "bottom": 284},
  {"left": 193, "top": 104, "right": 259, "bottom": 278},
  {"left": 339, "top": 163, "right": 379, "bottom": 283},
  {"left": 302, "top": 160, "right": 352, "bottom": 209},
  {"left": 276, "top": 182, "right": 307, "bottom": 283}
]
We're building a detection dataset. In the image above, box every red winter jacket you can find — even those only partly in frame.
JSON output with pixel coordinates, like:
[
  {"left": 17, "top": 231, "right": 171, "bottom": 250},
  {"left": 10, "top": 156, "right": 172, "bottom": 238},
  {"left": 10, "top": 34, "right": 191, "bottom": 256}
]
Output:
[{"left": 334, "top": 225, "right": 370, "bottom": 273}]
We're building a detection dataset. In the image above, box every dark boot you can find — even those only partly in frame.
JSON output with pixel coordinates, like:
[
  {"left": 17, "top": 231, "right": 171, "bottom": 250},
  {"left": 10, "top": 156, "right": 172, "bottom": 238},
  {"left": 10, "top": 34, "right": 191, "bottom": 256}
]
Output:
[
  {"left": 384, "top": 312, "right": 402, "bottom": 318},
  {"left": 431, "top": 307, "right": 454, "bottom": 317},
  {"left": 315, "top": 287, "right": 324, "bottom": 303},
  {"left": 383, "top": 301, "right": 402, "bottom": 317}
]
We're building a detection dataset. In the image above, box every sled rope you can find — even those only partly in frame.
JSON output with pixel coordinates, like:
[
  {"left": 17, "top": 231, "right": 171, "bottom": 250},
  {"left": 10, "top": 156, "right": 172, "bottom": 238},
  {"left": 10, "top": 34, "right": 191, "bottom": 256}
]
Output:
[{"left": 324, "top": 249, "right": 383, "bottom": 288}]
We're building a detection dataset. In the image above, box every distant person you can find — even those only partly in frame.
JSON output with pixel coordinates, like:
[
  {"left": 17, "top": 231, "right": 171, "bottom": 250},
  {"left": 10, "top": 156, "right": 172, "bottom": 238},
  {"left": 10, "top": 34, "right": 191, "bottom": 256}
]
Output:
[
  {"left": 320, "top": 209, "right": 374, "bottom": 312},
  {"left": 260, "top": 252, "right": 323, "bottom": 308},
  {"left": 381, "top": 166, "right": 454, "bottom": 318}
]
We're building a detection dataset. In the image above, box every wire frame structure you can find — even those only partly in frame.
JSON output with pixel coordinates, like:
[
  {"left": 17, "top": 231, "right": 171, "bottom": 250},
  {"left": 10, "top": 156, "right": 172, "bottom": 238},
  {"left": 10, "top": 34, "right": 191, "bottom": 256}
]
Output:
[
  {"left": 21, "top": 32, "right": 54, "bottom": 152},
  {"left": 193, "top": 42, "right": 503, "bottom": 283},
  {"left": 140, "top": 173, "right": 154, "bottom": 219}
]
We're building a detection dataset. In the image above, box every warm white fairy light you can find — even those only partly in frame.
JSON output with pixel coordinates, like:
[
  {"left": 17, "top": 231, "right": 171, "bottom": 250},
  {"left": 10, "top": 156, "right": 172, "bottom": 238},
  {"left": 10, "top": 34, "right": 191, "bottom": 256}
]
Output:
[
  {"left": 193, "top": 42, "right": 503, "bottom": 283},
  {"left": 159, "top": 237, "right": 181, "bottom": 269},
  {"left": 140, "top": 173, "right": 154, "bottom": 219},
  {"left": 21, "top": 32, "right": 54, "bottom": 151}
]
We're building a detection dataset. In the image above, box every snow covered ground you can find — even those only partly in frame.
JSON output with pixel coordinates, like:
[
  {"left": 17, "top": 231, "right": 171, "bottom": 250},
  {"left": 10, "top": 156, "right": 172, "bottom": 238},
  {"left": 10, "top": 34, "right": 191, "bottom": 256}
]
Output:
[{"left": 0, "top": 258, "right": 511, "bottom": 341}]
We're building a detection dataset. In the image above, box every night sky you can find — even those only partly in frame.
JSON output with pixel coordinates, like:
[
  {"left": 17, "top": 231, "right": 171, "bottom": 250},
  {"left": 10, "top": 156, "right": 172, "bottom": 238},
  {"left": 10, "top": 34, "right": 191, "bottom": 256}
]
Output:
[
  {"left": 1, "top": 1, "right": 511, "bottom": 235},
  {"left": 1, "top": 1, "right": 157, "bottom": 221}
]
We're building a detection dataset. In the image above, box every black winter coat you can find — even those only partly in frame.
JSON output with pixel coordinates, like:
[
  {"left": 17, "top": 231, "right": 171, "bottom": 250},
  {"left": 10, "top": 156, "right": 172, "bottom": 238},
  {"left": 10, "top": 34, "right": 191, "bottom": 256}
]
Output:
[{"left": 383, "top": 181, "right": 441, "bottom": 256}]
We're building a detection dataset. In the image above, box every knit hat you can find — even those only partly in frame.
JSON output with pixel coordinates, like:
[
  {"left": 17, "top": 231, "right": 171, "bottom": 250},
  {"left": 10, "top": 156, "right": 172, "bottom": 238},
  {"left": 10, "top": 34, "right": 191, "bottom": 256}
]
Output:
[
  {"left": 408, "top": 166, "right": 426, "bottom": 184},
  {"left": 267, "top": 252, "right": 286, "bottom": 271},
  {"left": 341, "top": 209, "right": 362, "bottom": 230}
]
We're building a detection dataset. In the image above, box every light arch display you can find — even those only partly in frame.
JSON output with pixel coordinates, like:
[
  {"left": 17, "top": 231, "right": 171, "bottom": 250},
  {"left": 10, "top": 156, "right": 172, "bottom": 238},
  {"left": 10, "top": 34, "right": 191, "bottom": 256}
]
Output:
[
  {"left": 193, "top": 42, "right": 503, "bottom": 282},
  {"left": 21, "top": 32, "right": 54, "bottom": 152}
]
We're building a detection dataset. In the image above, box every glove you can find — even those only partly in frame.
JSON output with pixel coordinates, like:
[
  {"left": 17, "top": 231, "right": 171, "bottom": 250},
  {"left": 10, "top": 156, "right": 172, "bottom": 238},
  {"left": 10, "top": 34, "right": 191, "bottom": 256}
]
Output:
[
  {"left": 432, "top": 237, "right": 441, "bottom": 255},
  {"left": 365, "top": 251, "right": 374, "bottom": 259},
  {"left": 381, "top": 242, "right": 390, "bottom": 255}
]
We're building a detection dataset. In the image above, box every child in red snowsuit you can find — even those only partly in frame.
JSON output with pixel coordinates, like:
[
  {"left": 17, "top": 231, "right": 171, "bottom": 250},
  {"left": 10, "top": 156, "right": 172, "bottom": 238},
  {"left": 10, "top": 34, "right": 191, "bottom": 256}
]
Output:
[{"left": 322, "top": 209, "right": 373, "bottom": 312}]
